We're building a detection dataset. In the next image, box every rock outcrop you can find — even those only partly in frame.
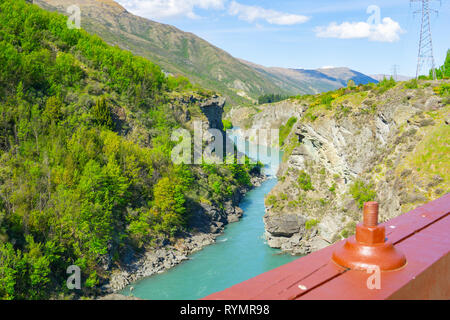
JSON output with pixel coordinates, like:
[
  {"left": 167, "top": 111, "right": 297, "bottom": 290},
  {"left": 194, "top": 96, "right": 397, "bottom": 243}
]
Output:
[{"left": 200, "top": 95, "right": 226, "bottom": 133}]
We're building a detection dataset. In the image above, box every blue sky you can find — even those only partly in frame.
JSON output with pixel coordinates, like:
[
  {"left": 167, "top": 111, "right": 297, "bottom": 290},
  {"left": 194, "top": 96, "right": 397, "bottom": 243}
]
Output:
[{"left": 116, "top": 0, "right": 450, "bottom": 76}]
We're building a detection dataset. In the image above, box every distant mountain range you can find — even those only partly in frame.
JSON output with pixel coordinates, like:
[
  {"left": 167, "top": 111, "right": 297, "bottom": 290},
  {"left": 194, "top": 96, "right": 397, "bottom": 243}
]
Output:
[
  {"left": 370, "top": 74, "right": 414, "bottom": 82},
  {"left": 242, "top": 60, "right": 378, "bottom": 95},
  {"left": 36, "top": 0, "right": 378, "bottom": 105}
]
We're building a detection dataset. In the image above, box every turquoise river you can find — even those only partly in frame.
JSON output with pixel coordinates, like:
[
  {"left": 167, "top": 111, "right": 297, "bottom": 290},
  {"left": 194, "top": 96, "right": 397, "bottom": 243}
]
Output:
[{"left": 121, "top": 130, "right": 299, "bottom": 300}]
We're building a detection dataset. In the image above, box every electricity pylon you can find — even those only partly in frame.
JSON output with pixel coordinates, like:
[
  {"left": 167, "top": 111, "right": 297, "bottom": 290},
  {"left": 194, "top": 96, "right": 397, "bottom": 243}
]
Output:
[
  {"left": 410, "top": 0, "right": 439, "bottom": 80},
  {"left": 391, "top": 65, "right": 399, "bottom": 81}
]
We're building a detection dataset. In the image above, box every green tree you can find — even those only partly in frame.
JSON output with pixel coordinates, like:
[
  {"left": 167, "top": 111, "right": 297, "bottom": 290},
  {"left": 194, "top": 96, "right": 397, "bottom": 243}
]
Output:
[
  {"left": 43, "top": 96, "right": 63, "bottom": 123},
  {"left": 258, "top": 93, "right": 289, "bottom": 105},
  {"left": 23, "top": 235, "right": 52, "bottom": 299},
  {"left": 92, "top": 97, "right": 113, "bottom": 129},
  {"left": 432, "top": 49, "right": 450, "bottom": 79},
  {"left": 152, "top": 177, "right": 187, "bottom": 237},
  {"left": 0, "top": 243, "right": 21, "bottom": 300}
]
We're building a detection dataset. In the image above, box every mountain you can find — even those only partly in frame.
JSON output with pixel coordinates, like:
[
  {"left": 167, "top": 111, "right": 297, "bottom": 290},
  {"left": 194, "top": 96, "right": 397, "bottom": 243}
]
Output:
[
  {"left": 241, "top": 60, "right": 378, "bottom": 94},
  {"left": 35, "top": 0, "right": 377, "bottom": 105},
  {"left": 316, "top": 67, "right": 378, "bottom": 86},
  {"left": 34, "top": 0, "right": 291, "bottom": 105}
]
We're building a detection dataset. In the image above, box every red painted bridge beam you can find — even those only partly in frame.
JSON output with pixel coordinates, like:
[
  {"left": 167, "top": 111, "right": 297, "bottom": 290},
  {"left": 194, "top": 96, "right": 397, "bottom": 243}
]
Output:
[{"left": 203, "top": 194, "right": 450, "bottom": 300}]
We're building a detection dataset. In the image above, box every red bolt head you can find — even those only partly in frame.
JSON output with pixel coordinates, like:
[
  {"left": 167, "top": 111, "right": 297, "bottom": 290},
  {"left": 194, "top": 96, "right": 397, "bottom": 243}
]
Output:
[
  {"left": 355, "top": 223, "right": 386, "bottom": 245},
  {"left": 331, "top": 201, "right": 406, "bottom": 271}
]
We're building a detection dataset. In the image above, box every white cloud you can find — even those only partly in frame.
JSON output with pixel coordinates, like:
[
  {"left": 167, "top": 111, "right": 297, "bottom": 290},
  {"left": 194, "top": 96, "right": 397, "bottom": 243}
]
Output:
[
  {"left": 117, "top": 0, "right": 225, "bottom": 19},
  {"left": 315, "top": 17, "right": 405, "bottom": 42},
  {"left": 117, "top": 1, "right": 309, "bottom": 25},
  {"left": 228, "top": 1, "right": 309, "bottom": 25}
]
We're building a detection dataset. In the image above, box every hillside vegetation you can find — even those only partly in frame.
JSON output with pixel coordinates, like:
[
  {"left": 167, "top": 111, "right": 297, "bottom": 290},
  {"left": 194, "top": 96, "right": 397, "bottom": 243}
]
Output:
[
  {"left": 0, "top": 0, "right": 258, "bottom": 299},
  {"left": 433, "top": 49, "right": 450, "bottom": 79}
]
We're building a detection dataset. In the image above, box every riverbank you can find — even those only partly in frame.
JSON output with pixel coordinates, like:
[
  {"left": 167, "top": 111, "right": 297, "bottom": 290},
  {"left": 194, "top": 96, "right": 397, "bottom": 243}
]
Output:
[
  {"left": 102, "top": 173, "right": 268, "bottom": 294},
  {"left": 117, "top": 177, "right": 298, "bottom": 300}
]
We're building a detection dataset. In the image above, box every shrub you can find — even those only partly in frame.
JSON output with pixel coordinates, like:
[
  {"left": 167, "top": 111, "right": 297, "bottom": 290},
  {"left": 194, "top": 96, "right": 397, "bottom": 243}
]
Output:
[
  {"left": 305, "top": 219, "right": 319, "bottom": 230},
  {"left": 349, "top": 180, "right": 376, "bottom": 209},
  {"left": 266, "top": 195, "right": 277, "bottom": 206},
  {"left": 341, "top": 230, "right": 349, "bottom": 238},
  {"left": 341, "top": 221, "right": 357, "bottom": 238},
  {"left": 297, "top": 171, "right": 314, "bottom": 191},
  {"left": 433, "top": 83, "right": 450, "bottom": 97},
  {"left": 222, "top": 119, "right": 233, "bottom": 131},
  {"left": 329, "top": 183, "right": 336, "bottom": 194},
  {"left": 321, "top": 94, "right": 334, "bottom": 109},
  {"left": 166, "top": 75, "right": 192, "bottom": 91},
  {"left": 279, "top": 117, "right": 297, "bottom": 146},
  {"left": 376, "top": 77, "right": 396, "bottom": 94},
  {"left": 227, "top": 163, "right": 252, "bottom": 186},
  {"left": 335, "top": 105, "right": 351, "bottom": 118},
  {"left": 347, "top": 79, "right": 356, "bottom": 88},
  {"left": 404, "top": 78, "right": 418, "bottom": 89}
]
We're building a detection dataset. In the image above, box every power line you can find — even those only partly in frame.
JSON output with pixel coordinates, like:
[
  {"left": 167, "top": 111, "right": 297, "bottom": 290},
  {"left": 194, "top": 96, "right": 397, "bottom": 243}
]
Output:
[{"left": 410, "top": 0, "right": 440, "bottom": 80}]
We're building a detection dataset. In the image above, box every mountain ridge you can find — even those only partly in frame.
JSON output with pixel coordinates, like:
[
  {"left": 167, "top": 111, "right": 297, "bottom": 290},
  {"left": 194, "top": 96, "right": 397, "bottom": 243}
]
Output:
[{"left": 239, "top": 59, "right": 378, "bottom": 94}]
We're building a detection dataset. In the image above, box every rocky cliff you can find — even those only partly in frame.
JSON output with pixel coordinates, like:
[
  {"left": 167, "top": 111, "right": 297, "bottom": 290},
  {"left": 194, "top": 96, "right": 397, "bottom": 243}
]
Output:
[{"left": 228, "top": 80, "right": 449, "bottom": 255}]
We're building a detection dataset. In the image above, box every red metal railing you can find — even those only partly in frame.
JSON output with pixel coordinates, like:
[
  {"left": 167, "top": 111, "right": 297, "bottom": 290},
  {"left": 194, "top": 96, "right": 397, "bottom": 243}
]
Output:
[{"left": 203, "top": 194, "right": 450, "bottom": 300}]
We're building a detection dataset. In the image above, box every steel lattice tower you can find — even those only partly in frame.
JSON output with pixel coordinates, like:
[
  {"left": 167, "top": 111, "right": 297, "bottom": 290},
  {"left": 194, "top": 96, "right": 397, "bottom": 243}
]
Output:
[{"left": 411, "top": 0, "right": 439, "bottom": 79}]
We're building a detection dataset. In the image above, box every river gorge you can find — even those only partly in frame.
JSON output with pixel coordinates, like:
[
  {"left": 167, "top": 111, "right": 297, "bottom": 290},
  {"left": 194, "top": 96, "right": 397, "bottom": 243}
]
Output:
[{"left": 119, "top": 130, "right": 298, "bottom": 300}]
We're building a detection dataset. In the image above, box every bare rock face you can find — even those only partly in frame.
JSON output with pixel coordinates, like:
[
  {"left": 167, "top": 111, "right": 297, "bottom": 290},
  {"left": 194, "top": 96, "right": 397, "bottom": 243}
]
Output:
[
  {"left": 264, "top": 213, "right": 305, "bottom": 237},
  {"left": 200, "top": 95, "right": 226, "bottom": 133}
]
